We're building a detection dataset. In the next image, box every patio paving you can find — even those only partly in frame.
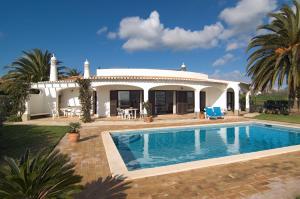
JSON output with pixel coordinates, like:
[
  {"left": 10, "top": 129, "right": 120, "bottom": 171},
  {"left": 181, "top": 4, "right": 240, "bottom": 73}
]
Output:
[{"left": 53, "top": 117, "right": 300, "bottom": 199}]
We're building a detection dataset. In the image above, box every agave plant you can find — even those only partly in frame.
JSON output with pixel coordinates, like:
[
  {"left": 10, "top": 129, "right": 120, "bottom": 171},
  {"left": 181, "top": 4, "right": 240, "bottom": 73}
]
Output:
[
  {"left": 0, "top": 149, "right": 82, "bottom": 199},
  {"left": 247, "top": 0, "right": 300, "bottom": 110}
]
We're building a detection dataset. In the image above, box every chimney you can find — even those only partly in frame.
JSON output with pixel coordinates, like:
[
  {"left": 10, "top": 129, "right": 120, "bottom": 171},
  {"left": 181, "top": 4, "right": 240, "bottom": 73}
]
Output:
[
  {"left": 49, "top": 54, "right": 58, "bottom": 81},
  {"left": 84, "top": 59, "right": 90, "bottom": 79},
  {"left": 180, "top": 62, "right": 187, "bottom": 71}
]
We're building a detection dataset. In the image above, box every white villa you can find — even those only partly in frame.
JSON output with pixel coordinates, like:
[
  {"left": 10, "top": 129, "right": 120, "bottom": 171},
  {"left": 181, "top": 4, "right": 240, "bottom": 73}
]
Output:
[{"left": 23, "top": 55, "right": 251, "bottom": 120}]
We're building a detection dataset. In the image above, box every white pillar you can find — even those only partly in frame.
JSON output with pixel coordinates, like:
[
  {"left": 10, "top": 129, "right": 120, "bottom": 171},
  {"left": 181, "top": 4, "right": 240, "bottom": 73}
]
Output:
[
  {"left": 246, "top": 91, "right": 250, "bottom": 112},
  {"left": 140, "top": 90, "right": 143, "bottom": 113},
  {"left": 143, "top": 88, "right": 149, "bottom": 114},
  {"left": 49, "top": 54, "right": 58, "bottom": 81},
  {"left": 194, "top": 89, "right": 200, "bottom": 114},
  {"left": 22, "top": 100, "right": 31, "bottom": 121},
  {"left": 194, "top": 129, "right": 200, "bottom": 154},
  {"left": 84, "top": 59, "right": 90, "bottom": 79},
  {"left": 234, "top": 88, "right": 240, "bottom": 115},
  {"left": 173, "top": 91, "right": 176, "bottom": 114},
  {"left": 97, "top": 89, "right": 100, "bottom": 117}
]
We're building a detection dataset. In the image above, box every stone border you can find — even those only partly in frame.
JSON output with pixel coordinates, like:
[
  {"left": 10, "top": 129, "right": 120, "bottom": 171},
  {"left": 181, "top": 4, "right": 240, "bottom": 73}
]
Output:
[{"left": 102, "top": 121, "right": 300, "bottom": 180}]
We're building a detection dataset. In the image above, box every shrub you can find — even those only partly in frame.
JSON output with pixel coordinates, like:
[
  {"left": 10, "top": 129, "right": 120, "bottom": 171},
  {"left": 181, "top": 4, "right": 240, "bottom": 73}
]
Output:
[
  {"left": 6, "top": 114, "right": 22, "bottom": 122},
  {"left": 142, "top": 101, "right": 152, "bottom": 117},
  {"left": 68, "top": 122, "right": 81, "bottom": 133},
  {"left": 76, "top": 78, "right": 92, "bottom": 123},
  {"left": 263, "top": 100, "right": 289, "bottom": 115},
  {"left": 0, "top": 149, "right": 82, "bottom": 199}
]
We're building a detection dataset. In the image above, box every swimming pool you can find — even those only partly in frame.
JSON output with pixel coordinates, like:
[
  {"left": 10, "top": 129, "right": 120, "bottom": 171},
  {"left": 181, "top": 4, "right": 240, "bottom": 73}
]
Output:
[{"left": 111, "top": 123, "right": 300, "bottom": 171}]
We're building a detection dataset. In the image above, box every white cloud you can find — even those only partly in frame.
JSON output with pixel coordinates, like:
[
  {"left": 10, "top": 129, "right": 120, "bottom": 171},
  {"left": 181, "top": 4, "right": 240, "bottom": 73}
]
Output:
[
  {"left": 212, "top": 53, "right": 234, "bottom": 66},
  {"left": 210, "top": 69, "right": 249, "bottom": 82},
  {"left": 107, "top": 32, "right": 117, "bottom": 39},
  {"left": 219, "top": 0, "right": 277, "bottom": 39},
  {"left": 116, "top": 11, "right": 224, "bottom": 51},
  {"left": 96, "top": 26, "right": 108, "bottom": 35},
  {"left": 225, "top": 42, "right": 239, "bottom": 51}
]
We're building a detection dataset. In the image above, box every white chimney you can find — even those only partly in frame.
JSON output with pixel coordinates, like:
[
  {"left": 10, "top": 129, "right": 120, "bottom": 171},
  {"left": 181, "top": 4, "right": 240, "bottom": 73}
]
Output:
[
  {"left": 49, "top": 54, "right": 58, "bottom": 81},
  {"left": 84, "top": 59, "right": 90, "bottom": 79},
  {"left": 180, "top": 62, "right": 187, "bottom": 71}
]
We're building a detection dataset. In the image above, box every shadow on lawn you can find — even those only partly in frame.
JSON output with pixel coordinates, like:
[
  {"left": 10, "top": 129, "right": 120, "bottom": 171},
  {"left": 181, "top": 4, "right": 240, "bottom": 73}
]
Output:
[
  {"left": 75, "top": 175, "right": 132, "bottom": 199},
  {"left": 0, "top": 125, "right": 67, "bottom": 162}
]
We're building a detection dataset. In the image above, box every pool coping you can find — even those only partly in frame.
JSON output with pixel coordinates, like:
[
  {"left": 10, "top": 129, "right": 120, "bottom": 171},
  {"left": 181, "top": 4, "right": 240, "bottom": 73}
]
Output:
[{"left": 102, "top": 121, "right": 300, "bottom": 180}]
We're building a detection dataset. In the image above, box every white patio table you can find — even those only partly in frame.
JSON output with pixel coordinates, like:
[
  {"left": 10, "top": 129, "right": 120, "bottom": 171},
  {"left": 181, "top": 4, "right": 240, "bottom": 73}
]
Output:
[{"left": 125, "top": 108, "right": 138, "bottom": 119}]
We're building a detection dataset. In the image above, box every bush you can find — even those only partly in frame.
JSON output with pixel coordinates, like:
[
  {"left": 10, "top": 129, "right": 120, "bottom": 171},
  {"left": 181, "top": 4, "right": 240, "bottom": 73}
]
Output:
[
  {"left": 0, "top": 149, "right": 82, "bottom": 199},
  {"left": 263, "top": 100, "right": 290, "bottom": 115},
  {"left": 6, "top": 114, "right": 22, "bottom": 122},
  {"left": 76, "top": 78, "right": 92, "bottom": 123},
  {"left": 142, "top": 101, "right": 152, "bottom": 117},
  {"left": 68, "top": 122, "right": 81, "bottom": 133}
]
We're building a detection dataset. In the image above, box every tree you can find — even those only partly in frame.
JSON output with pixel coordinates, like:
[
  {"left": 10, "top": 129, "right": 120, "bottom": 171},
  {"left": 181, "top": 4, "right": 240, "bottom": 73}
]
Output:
[
  {"left": 76, "top": 78, "right": 92, "bottom": 123},
  {"left": 65, "top": 68, "right": 81, "bottom": 77},
  {"left": 247, "top": 0, "right": 300, "bottom": 112},
  {"left": 0, "top": 149, "right": 82, "bottom": 199},
  {"left": 4, "top": 49, "right": 65, "bottom": 83}
]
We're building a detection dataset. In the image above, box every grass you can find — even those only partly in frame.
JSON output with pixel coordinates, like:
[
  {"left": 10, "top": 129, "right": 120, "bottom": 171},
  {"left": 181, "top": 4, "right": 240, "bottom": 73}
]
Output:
[
  {"left": 0, "top": 125, "right": 68, "bottom": 163},
  {"left": 254, "top": 113, "right": 300, "bottom": 124}
]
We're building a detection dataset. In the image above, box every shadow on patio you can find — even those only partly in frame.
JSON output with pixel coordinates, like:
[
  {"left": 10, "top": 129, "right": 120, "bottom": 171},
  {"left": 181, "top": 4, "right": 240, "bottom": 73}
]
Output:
[{"left": 75, "top": 175, "right": 132, "bottom": 199}]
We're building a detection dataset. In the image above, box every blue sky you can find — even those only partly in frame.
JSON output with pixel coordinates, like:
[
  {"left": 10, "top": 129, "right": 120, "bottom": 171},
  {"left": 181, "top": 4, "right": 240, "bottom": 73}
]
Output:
[{"left": 0, "top": 0, "right": 289, "bottom": 81}]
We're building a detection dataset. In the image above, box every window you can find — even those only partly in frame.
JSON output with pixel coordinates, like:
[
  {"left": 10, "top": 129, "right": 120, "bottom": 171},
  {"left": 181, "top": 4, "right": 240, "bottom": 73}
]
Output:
[{"left": 118, "top": 91, "right": 130, "bottom": 108}]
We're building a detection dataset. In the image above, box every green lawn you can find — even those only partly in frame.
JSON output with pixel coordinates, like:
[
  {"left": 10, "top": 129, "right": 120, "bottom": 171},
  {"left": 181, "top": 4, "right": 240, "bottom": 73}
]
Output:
[
  {"left": 0, "top": 125, "right": 68, "bottom": 162},
  {"left": 254, "top": 113, "right": 300, "bottom": 124}
]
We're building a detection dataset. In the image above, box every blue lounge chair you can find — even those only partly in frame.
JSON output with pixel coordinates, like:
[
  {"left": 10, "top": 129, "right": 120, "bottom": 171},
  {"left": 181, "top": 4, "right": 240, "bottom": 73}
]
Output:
[
  {"left": 213, "top": 107, "right": 224, "bottom": 119},
  {"left": 204, "top": 107, "right": 217, "bottom": 119}
]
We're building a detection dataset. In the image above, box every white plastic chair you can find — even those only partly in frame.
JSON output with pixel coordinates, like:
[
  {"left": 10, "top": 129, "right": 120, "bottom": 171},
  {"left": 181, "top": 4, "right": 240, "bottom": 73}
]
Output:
[
  {"left": 124, "top": 109, "right": 132, "bottom": 120},
  {"left": 117, "top": 108, "right": 124, "bottom": 119}
]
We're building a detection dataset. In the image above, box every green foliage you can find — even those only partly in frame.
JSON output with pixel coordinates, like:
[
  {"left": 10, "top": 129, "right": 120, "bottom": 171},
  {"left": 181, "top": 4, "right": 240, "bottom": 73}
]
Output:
[
  {"left": 247, "top": 1, "right": 300, "bottom": 104},
  {"left": 3, "top": 49, "right": 65, "bottom": 82},
  {"left": 142, "top": 101, "right": 152, "bottom": 117},
  {"left": 68, "top": 122, "right": 81, "bottom": 133},
  {"left": 65, "top": 68, "right": 81, "bottom": 77},
  {"left": 76, "top": 78, "right": 92, "bottom": 123},
  {"left": 0, "top": 149, "right": 82, "bottom": 199},
  {"left": 6, "top": 115, "right": 22, "bottom": 122}
]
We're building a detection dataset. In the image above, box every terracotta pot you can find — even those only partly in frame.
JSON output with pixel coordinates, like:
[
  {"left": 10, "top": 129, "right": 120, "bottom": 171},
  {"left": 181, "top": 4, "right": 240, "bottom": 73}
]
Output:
[
  {"left": 199, "top": 112, "right": 205, "bottom": 119},
  {"left": 144, "top": 116, "right": 153, "bottom": 123},
  {"left": 68, "top": 133, "right": 80, "bottom": 142}
]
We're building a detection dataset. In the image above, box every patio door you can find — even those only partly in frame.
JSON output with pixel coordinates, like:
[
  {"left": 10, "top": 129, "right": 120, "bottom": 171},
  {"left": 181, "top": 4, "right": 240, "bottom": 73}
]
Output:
[
  {"left": 176, "top": 91, "right": 194, "bottom": 114},
  {"left": 200, "top": 91, "right": 206, "bottom": 112}
]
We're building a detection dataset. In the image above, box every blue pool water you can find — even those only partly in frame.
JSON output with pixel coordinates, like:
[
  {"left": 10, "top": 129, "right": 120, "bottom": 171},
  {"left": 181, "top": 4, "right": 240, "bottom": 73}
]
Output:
[{"left": 111, "top": 123, "right": 300, "bottom": 171}]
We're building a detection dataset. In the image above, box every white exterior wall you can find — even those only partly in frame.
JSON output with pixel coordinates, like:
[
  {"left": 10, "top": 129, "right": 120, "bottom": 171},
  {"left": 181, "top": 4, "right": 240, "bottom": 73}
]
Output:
[
  {"left": 26, "top": 69, "right": 246, "bottom": 119},
  {"left": 59, "top": 88, "right": 80, "bottom": 107}
]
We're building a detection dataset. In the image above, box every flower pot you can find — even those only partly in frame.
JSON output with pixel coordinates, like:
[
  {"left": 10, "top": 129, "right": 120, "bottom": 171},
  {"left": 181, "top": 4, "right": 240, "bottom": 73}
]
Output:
[
  {"left": 68, "top": 133, "right": 80, "bottom": 142},
  {"left": 199, "top": 112, "right": 205, "bottom": 119},
  {"left": 144, "top": 116, "right": 153, "bottom": 123}
]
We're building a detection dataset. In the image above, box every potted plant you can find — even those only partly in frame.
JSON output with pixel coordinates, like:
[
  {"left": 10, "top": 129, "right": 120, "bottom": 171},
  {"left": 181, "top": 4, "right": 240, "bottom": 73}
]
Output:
[
  {"left": 68, "top": 122, "right": 81, "bottom": 142},
  {"left": 199, "top": 111, "right": 205, "bottom": 119},
  {"left": 142, "top": 101, "right": 153, "bottom": 123}
]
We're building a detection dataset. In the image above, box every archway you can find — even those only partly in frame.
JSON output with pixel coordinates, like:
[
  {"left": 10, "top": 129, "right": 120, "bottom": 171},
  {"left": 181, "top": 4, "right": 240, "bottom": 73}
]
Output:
[
  {"left": 200, "top": 86, "right": 225, "bottom": 111},
  {"left": 96, "top": 84, "right": 144, "bottom": 117},
  {"left": 226, "top": 88, "right": 235, "bottom": 112}
]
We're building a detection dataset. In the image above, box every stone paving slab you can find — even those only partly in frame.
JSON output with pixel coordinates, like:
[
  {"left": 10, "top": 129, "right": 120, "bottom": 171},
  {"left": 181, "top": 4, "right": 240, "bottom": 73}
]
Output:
[{"left": 55, "top": 118, "right": 300, "bottom": 199}]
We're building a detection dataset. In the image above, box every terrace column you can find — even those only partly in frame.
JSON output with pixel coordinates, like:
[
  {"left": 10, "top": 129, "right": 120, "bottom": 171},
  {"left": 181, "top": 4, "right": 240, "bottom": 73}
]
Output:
[
  {"left": 245, "top": 91, "right": 250, "bottom": 112},
  {"left": 22, "top": 100, "right": 31, "bottom": 121},
  {"left": 234, "top": 87, "right": 240, "bottom": 115},
  {"left": 194, "top": 89, "right": 200, "bottom": 117},
  {"left": 173, "top": 91, "right": 176, "bottom": 114},
  {"left": 143, "top": 88, "right": 149, "bottom": 114}
]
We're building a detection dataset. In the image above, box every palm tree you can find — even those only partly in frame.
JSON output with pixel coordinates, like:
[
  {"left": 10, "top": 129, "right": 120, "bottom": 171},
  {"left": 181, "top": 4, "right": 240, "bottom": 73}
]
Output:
[
  {"left": 3, "top": 48, "right": 65, "bottom": 83},
  {"left": 247, "top": 0, "right": 300, "bottom": 111},
  {"left": 0, "top": 149, "right": 82, "bottom": 199},
  {"left": 65, "top": 68, "right": 81, "bottom": 77}
]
